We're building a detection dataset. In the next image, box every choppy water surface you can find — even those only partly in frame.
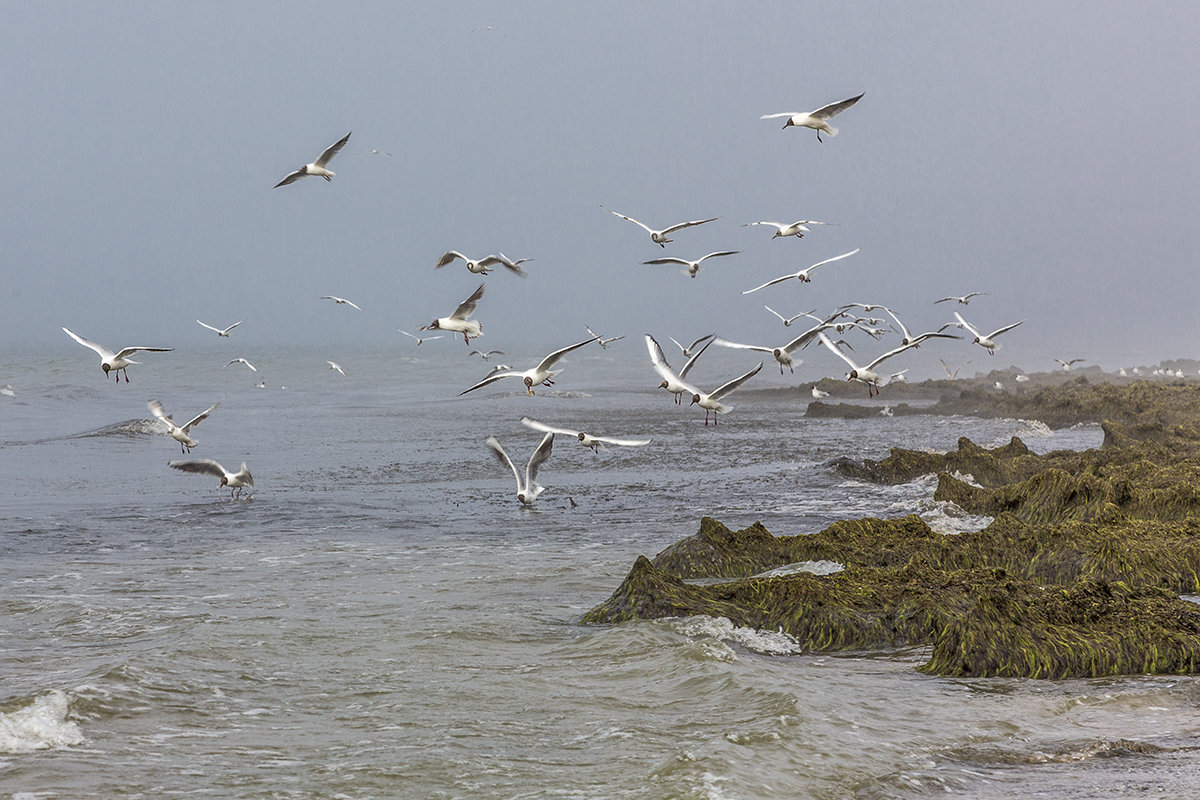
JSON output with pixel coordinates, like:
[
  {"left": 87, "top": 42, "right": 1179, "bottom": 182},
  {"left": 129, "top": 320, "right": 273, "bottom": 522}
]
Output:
[{"left": 3, "top": 345, "right": 1197, "bottom": 799}]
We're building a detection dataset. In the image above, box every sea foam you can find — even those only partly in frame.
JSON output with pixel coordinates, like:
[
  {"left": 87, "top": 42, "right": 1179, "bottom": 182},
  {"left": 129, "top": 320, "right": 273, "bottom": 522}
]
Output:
[{"left": 0, "top": 690, "right": 84, "bottom": 753}]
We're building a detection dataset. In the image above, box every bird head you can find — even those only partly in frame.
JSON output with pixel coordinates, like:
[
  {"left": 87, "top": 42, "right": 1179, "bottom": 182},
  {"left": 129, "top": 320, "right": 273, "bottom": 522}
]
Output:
[
  {"left": 576, "top": 433, "right": 586, "bottom": 442},
  {"left": 690, "top": 393, "right": 701, "bottom": 406},
  {"left": 847, "top": 369, "right": 858, "bottom": 381},
  {"left": 423, "top": 321, "right": 440, "bottom": 331},
  {"left": 101, "top": 363, "right": 111, "bottom": 375},
  {"left": 659, "top": 380, "right": 669, "bottom": 390}
]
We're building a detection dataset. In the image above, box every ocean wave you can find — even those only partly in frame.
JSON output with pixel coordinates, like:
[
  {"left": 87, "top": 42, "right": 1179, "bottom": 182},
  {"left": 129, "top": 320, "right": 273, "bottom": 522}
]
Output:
[
  {"left": 753, "top": 560, "right": 844, "bottom": 578},
  {"left": 672, "top": 615, "right": 802, "bottom": 657},
  {"left": 72, "top": 418, "right": 164, "bottom": 439},
  {"left": 0, "top": 690, "right": 85, "bottom": 753}
]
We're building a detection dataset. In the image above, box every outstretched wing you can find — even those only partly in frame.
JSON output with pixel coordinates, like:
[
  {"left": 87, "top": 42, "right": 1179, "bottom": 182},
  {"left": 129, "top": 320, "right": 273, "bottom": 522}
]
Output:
[
  {"left": 696, "top": 250, "right": 739, "bottom": 263},
  {"left": 534, "top": 337, "right": 597, "bottom": 373},
  {"left": 678, "top": 335, "right": 714, "bottom": 379},
  {"left": 62, "top": 327, "right": 114, "bottom": 359},
  {"left": 314, "top": 131, "right": 351, "bottom": 168},
  {"left": 273, "top": 169, "right": 305, "bottom": 188},
  {"left": 485, "top": 436, "right": 522, "bottom": 490},
  {"left": 525, "top": 432, "right": 555, "bottom": 490},
  {"left": 660, "top": 217, "right": 718, "bottom": 235},
  {"left": 459, "top": 370, "right": 520, "bottom": 396},
  {"left": 805, "top": 248, "right": 861, "bottom": 275},
  {"left": 168, "top": 458, "right": 228, "bottom": 478},
  {"left": 642, "top": 257, "right": 689, "bottom": 267},
  {"left": 182, "top": 402, "right": 219, "bottom": 432},
  {"left": 818, "top": 331, "right": 860, "bottom": 371},
  {"left": 605, "top": 208, "right": 653, "bottom": 234},
  {"left": 741, "top": 272, "right": 796, "bottom": 295},
  {"left": 864, "top": 341, "right": 919, "bottom": 372},
  {"left": 112, "top": 345, "right": 173, "bottom": 360},
  {"left": 592, "top": 435, "right": 651, "bottom": 447},
  {"left": 811, "top": 93, "right": 864, "bottom": 120},
  {"left": 450, "top": 284, "right": 486, "bottom": 321},
  {"left": 708, "top": 361, "right": 764, "bottom": 402},
  {"left": 520, "top": 417, "right": 579, "bottom": 438},
  {"left": 645, "top": 334, "right": 699, "bottom": 395},
  {"left": 953, "top": 312, "right": 983, "bottom": 339},
  {"left": 712, "top": 337, "right": 772, "bottom": 355},
  {"left": 147, "top": 399, "right": 176, "bottom": 427},
  {"left": 986, "top": 320, "right": 1026, "bottom": 339},
  {"left": 436, "top": 250, "right": 467, "bottom": 268},
  {"left": 196, "top": 320, "right": 221, "bottom": 333},
  {"left": 759, "top": 113, "right": 799, "bottom": 120}
]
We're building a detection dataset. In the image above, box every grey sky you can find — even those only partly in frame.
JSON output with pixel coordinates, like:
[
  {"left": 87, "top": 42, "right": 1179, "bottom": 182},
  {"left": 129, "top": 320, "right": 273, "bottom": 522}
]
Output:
[{"left": 5, "top": 2, "right": 1198, "bottom": 375}]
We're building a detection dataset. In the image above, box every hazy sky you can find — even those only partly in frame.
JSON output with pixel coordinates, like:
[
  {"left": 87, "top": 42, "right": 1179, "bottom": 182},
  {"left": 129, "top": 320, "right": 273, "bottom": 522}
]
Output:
[{"left": 5, "top": 2, "right": 1198, "bottom": 375}]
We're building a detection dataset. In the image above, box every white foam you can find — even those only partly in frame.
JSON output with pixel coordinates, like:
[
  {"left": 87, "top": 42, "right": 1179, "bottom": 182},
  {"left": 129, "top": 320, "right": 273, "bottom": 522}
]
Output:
[
  {"left": 0, "top": 691, "right": 85, "bottom": 753},
  {"left": 753, "top": 560, "right": 844, "bottom": 578},
  {"left": 673, "top": 616, "right": 802, "bottom": 657}
]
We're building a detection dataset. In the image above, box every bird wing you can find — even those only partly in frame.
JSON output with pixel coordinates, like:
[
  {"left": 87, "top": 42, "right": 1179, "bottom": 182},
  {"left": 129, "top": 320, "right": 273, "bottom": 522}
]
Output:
[
  {"left": 450, "top": 284, "right": 486, "bottom": 321},
  {"left": 225, "top": 358, "right": 257, "bottom": 372},
  {"left": 147, "top": 400, "right": 175, "bottom": 427},
  {"left": 273, "top": 169, "right": 305, "bottom": 188},
  {"left": 953, "top": 312, "right": 983, "bottom": 339},
  {"left": 400, "top": 330, "right": 419, "bottom": 341},
  {"left": 436, "top": 250, "right": 467, "bottom": 268},
  {"left": 534, "top": 337, "right": 597, "bottom": 372},
  {"left": 986, "top": 320, "right": 1026, "bottom": 339},
  {"left": 62, "top": 327, "right": 114, "bottom": 359},
  {"left": 459, "top": 371, "right": 520, "bottom": 396},
  {"left": 169, "top": 458, "right": 228, "bottom": 478},
  {"left": 759, "top": 113, "right": 799, "bottom": 120},
  {"left": 182, "top": 403, "right": 219, "bottom": 432},
  {"left": 933, "top": 297, "right": 955, "bottom": 304},
  {"left": 763, "top": 305, "right": 788, "bottom": 322},
  {"left": 344, "top": 299, "right": 362, "bottom": 310},
  {"left": 812, "top": 93, "right": 864, "bottom": 120},
  {"left": 495, "top": 253, "right": 529, "bottom": 276},
  {"left": 520, "top": 417, "right": 579, "bottom": 438},
  {"left": 678, "top": 336, "right": 714, "bottom": 379},
  {"left": 964, "top": 292, "right": 987, "bottom": 301},
  {"left": 712, "top": 337, "right": 772, "bottom": 355},
  {"left": 196, "top": 320, "right": 221, "bottom": 333},
  {"left": 645, "top": 335, "right": 699, "bottom": 395},
  {"left": 939, "top": 359, "right": 955, "bottom": 378},
  {"left": 223, "top": 320, "right": 243, "bottom": 334},
  {"left": 113, "top": 345, "right": 173, "bottom": 360},
  {"left": 642, "top": 257, "right": 689, "bottom": 266},
  {"left": 606, "top": 208, "right": 653, "bottom": 234},
  {"left": 818, "top": 331, "right": 861, "bottom": 371},
  {"left": 525, "top": 432, "right": 555, "bottom": 490},
  {"left": 781, "top": 325, "right": 829, "bottom": 354},
  {"left": 314, "top": 131, "right": 351, "bottom": 168},
  {"left": 864, "top": 341, "right": 919, "bottom": 372},
  {"left": 592, "top": 435, "right": 651, "bottom": 447},
  {"left": 485, "top": 436, "right": 522, "bottom": 490},
  {"left": 697, "top": 251, "right": 739, "bottom": 262},
  {"left": 806, "top": 248, "right": 861, "bottom": 274},
  {"left": 882, "top": 307, "right": 911, "bottom": 339},
  {"left": 660, "top": 217, "right": 718, "bottom": 235},
  {"left": 744, "top": 221, "right": 784, "bottom": 228},
  {"left": 741, "top": 273, "right": 796, "bottom": 295},
  {"left": 910, "top": 332, "right": 960, "bottom": 345},
  {"left": 708, "top": 361, "right": 764, "bottom": 401}
]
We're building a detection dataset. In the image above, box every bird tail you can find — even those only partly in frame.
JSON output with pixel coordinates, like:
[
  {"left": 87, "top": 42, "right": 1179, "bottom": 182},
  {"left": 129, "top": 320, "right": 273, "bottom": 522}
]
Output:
[{"left": 824, "top": 124, "right": 839, "bottom": 137}]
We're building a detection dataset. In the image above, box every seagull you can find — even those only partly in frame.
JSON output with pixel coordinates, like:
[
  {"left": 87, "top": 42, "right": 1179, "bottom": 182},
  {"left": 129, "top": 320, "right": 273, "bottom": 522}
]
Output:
[
  {"left": 882, "top": 307, "right": 962, "bottom": 348},
  {"left": 400, "top": 330, "right": 444, "bottom": 346},
  {"left": 953, "top": 312, "right": 1025, "bottom": 355},
  {"left": 224, "top": 358, "right": 258, "bottom": 373},
  {"left": 689, "top": 362, "right": 764, "bottom": 426},
  {"left": 934, "top": 292, "right": 988, "bottom": 305},
  {"left": 604, "top": 207, "right": 717, "bottom": 247},
  {"left": 148, "top": 399, "right": 219, "bottom": 453},
  {"left": 712, "top": 312, "right": 843, "bottom": 374},
  {"left": 61, "top": 327, "right": 173, "bottom": 383},
  {"left": 485, "top": 432, "right": 554, "bottom": 507},
  {"left": 421, "top": 283, "right": 485, "bottom": 345},
  {"left": 435, "top": 251, "right": 530, "bottom": 277},
  {"left": 1016, "top": 374, "right": 1031, "bottom": 382},
  {"left": 196, "top": 319, "right": 243, "bottom": 337},
  {"left": 326, "top": 361, "right": 346, "bottom": 375},
  {"left": 761, "top": 93, "right": 864, "bottom": 142},
  {"left": 743, "top": 220, "right": 833, "bottom": 239},
  {"left": 763, "top": 306, "right": 815, "bottom": 327},
  {"left": 320, "top": 295, "right": 362, "bottom": 310},
  {"left": 585, "top": 326, "right": 625, "bottom": 349},
  {"left": 939, "top": 359, "right": 966, "bottom": 380},
  {"left": 520, "top": 417, "right": 650, "bottom": 452},
  {"left": 645, "top": 334, "right": 711, "bottom": 404},
  {"left": 818, "top": 331, "right": 917, "bottom": 397},
  {"left": 274, "top": 131, "right": 351, "bottom": 188},
  {"left": 169, "top": 458, "right": 254, "bottom": 499},
  {"left": 811, "top": 386, "right": 830, "bottom": 399},
  {"left": 459, "top": 337, "right": 598, "bottom": 396},
  {"left": 667, "top": 333, "right": 715, "bottom": 359},
  {"left": 641, "top": 250, "right": 740, "bottom": 278},
  {"left": 468, "top": 349, "right": 505, "bottom": 360},
  {"left": 741, "top": 248, "right": 861, "bottom": 294},
  {"left": 1055, "top": 358, "right": 1085, "bottom": 371}
]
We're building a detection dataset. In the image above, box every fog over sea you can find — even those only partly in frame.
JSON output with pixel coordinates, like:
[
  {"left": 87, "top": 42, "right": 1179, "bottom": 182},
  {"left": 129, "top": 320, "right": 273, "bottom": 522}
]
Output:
[{"left": 4, "top": 343, "right": 1199, "bottom": 799}]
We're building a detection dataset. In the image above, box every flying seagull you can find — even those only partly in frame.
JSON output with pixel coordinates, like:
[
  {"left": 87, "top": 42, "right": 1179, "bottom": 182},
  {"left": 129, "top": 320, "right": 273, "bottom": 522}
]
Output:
[
  {"left": 953, "top": 312, "right": 1025, "bottom": 355},
  {"left": 761, "top": 93, "right": 864, "bottom": 142},
  {"left": 934, "top": 292, "right": 988, "bottom": 305},
  {"left": 196, "top": 319, "right": 243, "bottom": 337},
  {"left": 169, "top": 458, "right": 254, "bottom": 499},
  {"left": 520, "top": 417, "right": 650, "bottom": 452},
  {"left": 641, "top": 250, "right": 740, "bottom": 279},
  {"left": 818, "top": 331, "right": 916, "bottom": 397},
  {"left": 61, "top": 327, "right": 172, "bottom": 383},
  {"left": 712, "top": 312, "right": 843, "bottom": 374},
  {"left": 742, "top": 248, "right": 861, "bottom": 294},
  {"left": 435, "top": 250, "right": 530, "bottom": 277},
  {"left": 585, "top": 326, "right": 625, "bottom": 349},
  {"left": 763, "top": 305, "right": 815, "bottom": 327},
  {"left": 224, "top": 358, "right": 258, "bottom": 373},
  {"left": 326, "top": 361, "right": 346, "bottom": 375},
  {"left": 459, "top": 336, "right": 597, "bottom": 396},
  {"left": 486, "top": 432, "right": 554, "bottom": 507},
  {"left": 421, "top": 283, "right": 485, "bottom": 345},
  {"left": 882, "top": 307, "right": 962, "bottom": 348},
  {"left": 1055, "top": 358, "right": 1086, "bottom": 371},
  {"left": 743, "top": 220, "right": 833, "bottom": 239},
  {"left": 468, "top": 349, "right": 505, "bottom": 360},
  {"left": 148, "top": 399, "right": 219, "bottom": 453},
  {"left": 667, "top": 333, "right": 715, "bottom": 359},
  {"left": 320, "top": 295, "right": 361, "bottom": 310},
  {"left": 399, "top": 330, "right": 444, "bottom": 346},
  {"left": 689, "top": 362, "right": 764, "bottom": 426},
  {"left": 646, "top": 334, "right": 712, "bottom": 404},
  {"left": 274, "top": 131, "right": 351, "bottom": 187},
  {"left": 604, "top": 207, "right": 718, "bottom": 247}
]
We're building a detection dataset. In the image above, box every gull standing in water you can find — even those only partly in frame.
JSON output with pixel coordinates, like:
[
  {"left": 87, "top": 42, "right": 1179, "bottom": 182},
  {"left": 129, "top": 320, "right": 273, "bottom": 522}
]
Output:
[
  {"left": 818, "top": 331, "right": 917, "bottom": 397},
  {"left": 604, "top": 207, "right": 718, "bottom": 247},
  {"left": 61, "top": 327, "right": 173, "bottom": 383},
  {"left": 320, "top": 295, "right": 362, "bottom": 310},
  {"left": 743, "top": 220, "right": 833, "bottom": 239},
  {"left": 421, "top": 284, "right": 485, "bottom": 345},
  {"left": 742, "top": 248, "right": 860, "bottom": 294},
  {"left": 645, "top": 334, "right": 712, "bottom": 404},
  {"left": 399, "top": 330, "right": 443, "bottom": 346},
  {"left": 225, "top": 357, "right": 258, "bottom": 373},
  {"left": 196, "top": 319, "right": 243, "bottom": 337},
  {"left": 274, "top": 132, "right": 351, "bottom": 187},
  {"left": 169, "top": 459, "right": 254, "bottom": 499},
  {"left": 689, "top": 362, "right": 764, "bottom": 426},
  {"left": 459, "top": 337, "right": 598, "bottom": 396},
  {"left": 761, "top": 93, "right": 864, "bottom": 142},
  {"left": 486, "top": 432, "right": 554, "bottom": 507},
  {"left": 520, "top": 417, "right": 650, "bottom": 452},
  {"left": 641, "top": 250, "right": 740, "bottom": 278},
  {"left": 148, "top": 399, "right": 219, "bottom": 453},
  {"left": 952, "top": 312, "right": 1025, "bottom": 356}
]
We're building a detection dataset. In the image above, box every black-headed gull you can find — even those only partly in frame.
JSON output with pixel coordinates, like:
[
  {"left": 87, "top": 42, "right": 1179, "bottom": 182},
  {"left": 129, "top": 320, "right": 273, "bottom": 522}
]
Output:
[
  {"left": 713, "top": 312, "right": 843, "bottom": 374},
  {"left": 604, "top": 207, "right": 717, "bottom": 248},
  {"left": 934, "top": 292, "right": 988, "bottom": 305},
  {"left": 763, "top": 306, "right": 815, "bottom": 327},
  {"left": 169, "top": 458, "right": 254, "bottom": 499},
  {"left": 459, "top": 337, "right": 597, "bottom": 396},
  {"left": 667, "top": 334, "right": 715, "bottom": 359},
  {"left": 1055, "top": 358, "right": 1085, "bottom": 371},
  {"left": 952, "top": 312, "right": 1025, "bottom": 355},
  {"left": 435, "top": 250, "right": 530, "bottom": 277},
  {"left": 520, "top": 417, "right": 650, "bottom": 452},
  {"left": 274, "top": 132, "right": 351, "bottom": 187},
  {"left": 641, "top": 250, "right": 739, "bottom": 278},
  {"left": 421, "top": 283, "right": 485, "bottom": 345},
  {"left": 224, "top": 357, "right": 258, "bottom": 373},
  {"left": 882, "top": 307, "right": 961, "bottom": 348},
  {"left": 486, "top": 432, "right": 554, "bottom": 507},
  {"left": 62, "top": 327, "right": 172, "bottom": 383},
  {"left": 196, "top": 319, "right": 243, "bottom": 337},
  {"left": 326, "top": 361, "right": 346, "bottom": 375},
  {"left": 400, "top": 330, "right": 443, "bottom": 346},
  {"left": 939, "top": 359, "right": 967, "bottom": 380},
  {"left": 818, "top": 331, "right": 917, "bottom": 397},
  {"left": 646, "top": 334, "right": 710, "bottom": 404},
  {"left": 468, "top": 349, "right": 505, "bottom": 360},
  {"left": 743, "top": 220, "right": 833, "bottom": 239},
  {"left": 320, "top": 295, "right": 361, "bottom": 310},
  {"left": 742, "top": 248, "right": 861, "bottom": 294},
  {"left": 585, "top": 326, "right": 624, "bottom": 349},
  {"left": 811, "top": 386, "right": 830, "bottom": 399},
  {"left": 149, "top": 399, "right": 219, "bottom": 454},
  {"left": 761, "top": 93, "right": 864, "bottom": 142},
  {"left": 689, "top": 362, "right": 764, "bottom": 426}
]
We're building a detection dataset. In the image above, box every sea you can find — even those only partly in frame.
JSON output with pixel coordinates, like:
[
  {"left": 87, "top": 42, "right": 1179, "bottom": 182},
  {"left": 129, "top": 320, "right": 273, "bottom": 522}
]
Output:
[{"left": 3, "top": 343, "right": 1198, "bottom": 799}]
